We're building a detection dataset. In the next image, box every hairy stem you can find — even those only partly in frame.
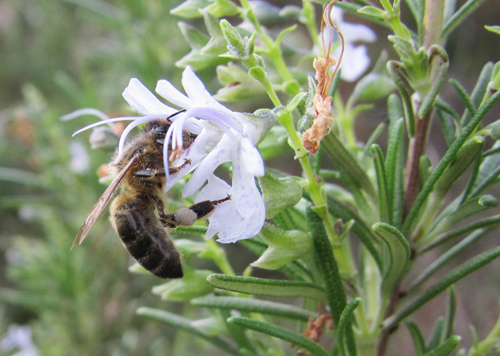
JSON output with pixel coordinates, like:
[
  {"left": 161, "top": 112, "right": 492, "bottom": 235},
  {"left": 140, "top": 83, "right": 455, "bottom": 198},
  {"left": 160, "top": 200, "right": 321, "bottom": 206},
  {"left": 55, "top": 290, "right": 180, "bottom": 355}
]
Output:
[
  {"left": 423, "top": 0, "right": 446, "bottom": 47},
  {"left": 403, "top": 102, "right": 433, "bottom": 219}
]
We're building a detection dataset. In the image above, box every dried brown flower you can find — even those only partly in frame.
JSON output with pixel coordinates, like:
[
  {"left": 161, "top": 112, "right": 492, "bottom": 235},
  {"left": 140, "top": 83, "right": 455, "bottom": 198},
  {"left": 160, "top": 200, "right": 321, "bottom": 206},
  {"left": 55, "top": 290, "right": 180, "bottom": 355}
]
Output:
[{"left": 302, "top": 1, "right": 343, "bottom": 155}]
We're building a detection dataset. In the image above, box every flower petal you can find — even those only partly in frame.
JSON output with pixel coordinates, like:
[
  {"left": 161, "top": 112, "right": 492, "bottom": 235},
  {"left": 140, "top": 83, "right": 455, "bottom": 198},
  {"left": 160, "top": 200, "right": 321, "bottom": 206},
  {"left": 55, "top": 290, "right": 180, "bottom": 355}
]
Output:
[
  {"left": 156, "top": 79, "right": 193, "bottom": 109},
  {"left": 123, "top": 78, "right": 177, "bottom": 115},
  {"left": 240, "top": 136, "right": 264, "bottom": 177},
  {"left": 164, "top": 128, "right": 221, "bottom": 191},
  {"left": 182, "top": 66, "right": 235, "bottom": 116},
  {"left": 182, "top": 134, "right": 232, "bottom": 197}
]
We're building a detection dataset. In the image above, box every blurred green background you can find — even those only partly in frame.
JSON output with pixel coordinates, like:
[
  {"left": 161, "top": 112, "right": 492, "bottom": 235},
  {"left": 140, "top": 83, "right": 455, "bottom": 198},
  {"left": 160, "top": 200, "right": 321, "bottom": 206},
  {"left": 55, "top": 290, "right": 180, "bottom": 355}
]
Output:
[{"left": 1, "top": 0, "right": 500, "bottom": 355}]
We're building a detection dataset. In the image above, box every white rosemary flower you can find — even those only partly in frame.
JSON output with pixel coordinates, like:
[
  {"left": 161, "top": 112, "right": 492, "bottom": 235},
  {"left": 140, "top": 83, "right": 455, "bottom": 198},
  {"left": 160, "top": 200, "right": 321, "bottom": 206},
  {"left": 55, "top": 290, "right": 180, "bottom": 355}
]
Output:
[{"left": 69, "top": 66, "right": 266, "bottom": 243}]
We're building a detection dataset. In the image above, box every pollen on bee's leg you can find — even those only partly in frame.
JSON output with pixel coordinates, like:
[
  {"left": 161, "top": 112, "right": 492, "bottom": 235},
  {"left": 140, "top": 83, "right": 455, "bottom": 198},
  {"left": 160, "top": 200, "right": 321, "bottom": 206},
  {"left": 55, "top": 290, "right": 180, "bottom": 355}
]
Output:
[{"left": 173, "top": 207, "right": 198, "bottom": 226}]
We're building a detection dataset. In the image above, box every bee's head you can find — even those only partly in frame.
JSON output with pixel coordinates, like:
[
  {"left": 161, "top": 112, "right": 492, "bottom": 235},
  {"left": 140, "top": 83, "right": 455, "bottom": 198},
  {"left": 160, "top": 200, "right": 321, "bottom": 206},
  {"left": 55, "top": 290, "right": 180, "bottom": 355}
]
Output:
[{"left": 144, "top": 120, "right": 171, "bottom": 145}]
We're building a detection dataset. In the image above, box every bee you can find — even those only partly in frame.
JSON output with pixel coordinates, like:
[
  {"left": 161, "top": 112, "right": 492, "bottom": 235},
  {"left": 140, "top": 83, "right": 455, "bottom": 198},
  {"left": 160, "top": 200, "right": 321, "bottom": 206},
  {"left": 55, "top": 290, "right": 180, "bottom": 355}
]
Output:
[{"left": 72, "top": 113, "right": 230, "bottom": 278}]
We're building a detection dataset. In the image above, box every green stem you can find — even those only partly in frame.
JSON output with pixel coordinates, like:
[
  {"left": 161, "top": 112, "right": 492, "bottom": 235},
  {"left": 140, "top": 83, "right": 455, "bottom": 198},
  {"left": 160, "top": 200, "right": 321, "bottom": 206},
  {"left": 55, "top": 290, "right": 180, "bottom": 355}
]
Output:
[
  {"left": 302, "top": 0, "right": 321, "bottom": 49},
  {"left": 260, "top": 75, "right": 282, "bottom": 106},
  {"left": 239, "top": 0, "right": 296, "bottom": 87},
  {"left": 277, "top": 109, "right": 352, "bottom": 277},
  {"left": 423, "top": 0, "right": 445, "bottom": 47}
]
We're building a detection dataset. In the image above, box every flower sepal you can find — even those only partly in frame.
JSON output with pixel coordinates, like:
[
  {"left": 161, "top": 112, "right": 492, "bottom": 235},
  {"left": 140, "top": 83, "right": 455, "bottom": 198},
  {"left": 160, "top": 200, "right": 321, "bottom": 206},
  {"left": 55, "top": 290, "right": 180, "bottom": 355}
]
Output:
[
  {"left": 170, "top": 0, "right": 212, "bottom": 19},
  {"left": 214, "top": 64, "right": 266, "bottom": 102},
  {"left": 206, "top": 0, "right": 239, "bottom": 18},
  {"left": 251, "top": 223, "right": 312, "bottom": 270},
  {"left": 259, "top": 170, "right": 302, "bottom": 219}
]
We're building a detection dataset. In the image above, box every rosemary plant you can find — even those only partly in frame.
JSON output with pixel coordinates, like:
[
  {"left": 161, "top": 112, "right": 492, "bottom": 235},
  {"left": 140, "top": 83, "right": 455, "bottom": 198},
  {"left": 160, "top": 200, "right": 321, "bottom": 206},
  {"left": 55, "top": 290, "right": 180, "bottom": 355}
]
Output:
[{"left": 2, "top": 0, "right": 500, "bottom": 355}]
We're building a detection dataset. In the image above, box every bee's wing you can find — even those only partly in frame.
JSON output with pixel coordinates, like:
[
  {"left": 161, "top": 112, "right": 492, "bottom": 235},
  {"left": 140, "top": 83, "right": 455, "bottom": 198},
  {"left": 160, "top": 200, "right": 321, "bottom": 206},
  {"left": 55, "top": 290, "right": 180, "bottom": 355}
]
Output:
[{"left": 71, "top": 156, "right": 137, "bottom": 250}]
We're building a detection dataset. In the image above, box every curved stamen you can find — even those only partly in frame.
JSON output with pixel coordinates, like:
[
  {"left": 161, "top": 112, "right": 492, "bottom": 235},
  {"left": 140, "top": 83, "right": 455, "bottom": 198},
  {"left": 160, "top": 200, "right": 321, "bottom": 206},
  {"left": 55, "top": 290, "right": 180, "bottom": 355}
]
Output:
[
  {"left": 183, "top": 107, "right": 243, "bottom": 134},
  {"left": 72, "top": 117, "right": 135, "bottom": 137},
  {"left": 62, "top": 108, "right": 110, "bottom": 122},
  {"left": 117, "top": 114, "right": 179, "bottom": 153}
]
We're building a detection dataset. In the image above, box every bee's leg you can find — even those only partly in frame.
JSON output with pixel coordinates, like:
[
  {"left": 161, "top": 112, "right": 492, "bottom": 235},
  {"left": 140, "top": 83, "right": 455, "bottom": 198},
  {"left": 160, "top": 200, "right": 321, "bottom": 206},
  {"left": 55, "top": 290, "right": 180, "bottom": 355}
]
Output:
[
  {"left": 155, "top": 198, "right": 179, "bottom": 228},
  {"left": 158, "top": 195, "right": 232, "bottom": 228},
  {"left": 134, "top": 159, "right": 192, "bottom": 178}
]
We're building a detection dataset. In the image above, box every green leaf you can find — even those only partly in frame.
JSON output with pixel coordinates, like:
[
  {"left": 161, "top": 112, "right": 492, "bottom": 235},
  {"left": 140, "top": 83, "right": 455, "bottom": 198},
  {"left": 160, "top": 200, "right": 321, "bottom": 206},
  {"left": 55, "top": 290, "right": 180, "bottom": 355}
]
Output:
[
  {"left": 175, "top": 50, "right": 229, "bottom": 71},
  {"left": 192, "top": 296, "right": 317, "bottom": 321},
  {"left": 436, "top": 103, "right": 459, "bottom": 147},
  {"left": 411, "top": 229, "right": 489, "bottom": 289},
  {"left": 307, "top": 207, "right": 347, "bottom": 320},
  {"left": 385, "top": 119, "right": 405, "bottom": 228},
  {"left": 387, "top": 61, "right": 416, "bottom": 137},
  {"left": 373, "top": 223, "right": 410, "bottom": 299},
  {"left": 227, "top": 317, "right": 330, "bottom": 356},
  {"left": 206, "top": 0, "right": 239, "bottom": 17},
  {"left": 273, "top": 205, "right": 309, "bottom": 231},
  {"left": 257, "top": 126, "right": 289, "bottom": 160},
  {"left": 200, "top": 9, "right": 230, "bottom": 55},
  {"left": 152, "top": 266, "right": 214, "bottom": 301},
  {"left": 307, "top": 207, "right": 356, "bottom": 356},
  {"left": 361, "top": 123, "right": 385, "bottom": 161},
  {"left": 372, "top": 144, "right": 390, "bottom": 223},
  {"left": 287, "top": 92, "right": 307, "bottom": 112},
  {"left": 444, "top": 287, "right": 456, "bottom": 340},
  {"left": 170, "top": 0, "right": 212, "bottom": 18},
  {"left": 335, "top": 1, "right": 389, "bottom": 28},
  {"left": 220, "top": 20, "right": 256, "bottom": 65},
  {"left": 383, "top": 247, "right": 500, "bottom": 330},
  {"left": 449, "top": 79, "right": 476, "bottom": 120},
  {"left": 428, "top": 195, "right": 497, "bottom": 238},
  {"left": 418, "top": 46, "right": 449, "bottom": 118},
  {"left": 460, "top": 62, "right": 494, "bottom": 127},
  {"left": 219, "top": 309, "right": 255, "bottom": 353},
  {"left": 325, "top": 195, "right": 383, "bottom": 271},
  {"left": 237, "top": 236, "right": 311, "bottom": 281},
  {"left": 388, "top": 93, "right": 404, "bottom": 131},
  {"left": 484, "top": 119, "right": 500, "bottom": 140},
  {"left": 297, "top": 76, "right": 316, "bottom": 132},
  {"left": 206, "top": 274, "right": 327, "bottom": 301},
  {"left": 259, "top": 171, "right": 302, "bottom": 219},
  {"left": 435, "top": 136, "right": 485, "bottom": 194},
  {"left": 427, "top": 317, "right": 445, "bottom": 352},
  {"left": 357, "top": 5, "right": 387, "bottom": 18},
  {"left": 215, "top": 65, "right": 265, "bottom": 102},
  {"left": 178, "top": 22, "right": 210, "bottom": 50},
  {"left": 442, "top": 0, "right": 488, "bottom": 37},
  {"left": 486, "top": 25, "right": 500, "bottom": 35},
  {"left": 137, "top": 307, "right": 240, "bottom": 356},
  {"left": 422, "top": 335, "right": 461, "bottom": 356},
  {"left": 406, "top": 320, "right": 427, "bottom": 356},
  {"left": 338, "top": 298, "right": 360, "bottom": 356},
  {"left": 252, "top": 224, "right": 312, "bottom": 270},
  {"left": 322, "top": 132, "right": 377, "bottom": 198},
  {"left": 472, "top": 141, "right": 500, "bottom": 194},
  {"left": 468, "top": 165, "right": 500, "bottom": 200},
  {"left": 424, "top": 215, "right": 500, "bottom": 251},
  {"left": 401, "top": 90, "right": 500, "bottom": 236}
]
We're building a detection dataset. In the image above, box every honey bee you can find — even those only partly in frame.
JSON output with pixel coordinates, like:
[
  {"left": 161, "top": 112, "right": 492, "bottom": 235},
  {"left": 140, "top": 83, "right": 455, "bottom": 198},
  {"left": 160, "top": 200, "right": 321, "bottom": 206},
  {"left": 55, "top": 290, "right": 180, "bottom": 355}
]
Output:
[{"left": 72, "top": 113, "right": 230, "bottom": 278}]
